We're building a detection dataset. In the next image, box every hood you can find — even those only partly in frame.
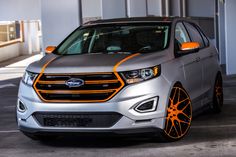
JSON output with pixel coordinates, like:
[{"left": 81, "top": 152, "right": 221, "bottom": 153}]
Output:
[{"left": 27, "top": 51, "right": 170, "bottom": 74}]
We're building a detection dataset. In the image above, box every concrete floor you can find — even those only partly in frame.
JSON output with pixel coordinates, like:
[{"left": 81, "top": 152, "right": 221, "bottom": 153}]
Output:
[{"left": 0, "top": 56, "right": 236, "bottom": 157}]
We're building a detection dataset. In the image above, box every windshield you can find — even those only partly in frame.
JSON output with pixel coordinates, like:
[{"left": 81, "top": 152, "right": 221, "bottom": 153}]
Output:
[{"left": 55, "top": 23, "right": 171, "bottom": 55}]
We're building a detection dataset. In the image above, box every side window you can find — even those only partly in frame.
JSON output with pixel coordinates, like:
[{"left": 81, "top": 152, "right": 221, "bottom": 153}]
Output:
[
  {"left": 175, "top": 22, "right": 191, "bottom": 51},
  {"left": 195, "top": 25, "right": 209, "bottom": 47},
  {"left": 183, "top": 22, "right": 205, "bottom": 48}
]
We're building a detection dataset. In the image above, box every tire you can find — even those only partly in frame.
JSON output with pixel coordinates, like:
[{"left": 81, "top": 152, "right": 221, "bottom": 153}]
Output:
[
  {"left": 22, "top": 131, "right": 58, "bottom": 141},
  {"left": 212, "top": 74, "right": 223, "bottom": 113},
  {"left": 157, "top": 84, "right": 192, "bottom": 142}
]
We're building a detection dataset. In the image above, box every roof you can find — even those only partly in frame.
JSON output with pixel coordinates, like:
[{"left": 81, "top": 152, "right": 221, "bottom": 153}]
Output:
[{"left": 83, "top": 16, "right": 181, "bottom": 26}]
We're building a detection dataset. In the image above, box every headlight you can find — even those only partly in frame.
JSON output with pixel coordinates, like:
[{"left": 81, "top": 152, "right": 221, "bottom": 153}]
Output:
[
  {"left": 120, "top": 65, "right": 161, "bottom": 84},
  {"left": 22, "top": 71, "right": 38, "bottom": 86}
]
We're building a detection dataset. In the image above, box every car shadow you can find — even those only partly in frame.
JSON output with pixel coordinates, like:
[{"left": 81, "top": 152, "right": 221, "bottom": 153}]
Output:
[{"left": 39, "top": 103, "right": 236, "bottom": 149}]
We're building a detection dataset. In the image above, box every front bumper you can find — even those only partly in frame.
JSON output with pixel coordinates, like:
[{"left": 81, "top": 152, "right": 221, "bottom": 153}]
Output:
[{"left": 17, "top": 76, "right": 170, "bottom": 134}]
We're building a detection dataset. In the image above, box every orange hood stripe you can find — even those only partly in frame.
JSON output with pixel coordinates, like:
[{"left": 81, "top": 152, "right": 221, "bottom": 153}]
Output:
[
  {"left": 33, "top": 56, "right": 58, "bottom": 101},
  {"left": 112, "top": 53, "right": 140, "bottom": 96},
  {"left": 113, "top": 53, "right": 140, "bottom": 73}
]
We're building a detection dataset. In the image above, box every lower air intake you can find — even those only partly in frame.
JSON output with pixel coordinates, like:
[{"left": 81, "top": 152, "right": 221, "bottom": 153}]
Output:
[{"left": 33, "top": 112, "right": 122, "bottom": 128}]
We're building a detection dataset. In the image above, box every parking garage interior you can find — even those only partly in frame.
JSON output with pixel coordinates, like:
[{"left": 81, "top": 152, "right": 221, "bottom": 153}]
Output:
[{"left": 0, "top": 0, "right": 236, "bottom": 157}]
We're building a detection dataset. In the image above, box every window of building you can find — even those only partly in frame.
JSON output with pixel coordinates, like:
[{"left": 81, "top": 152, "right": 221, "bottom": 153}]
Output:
[{"left": 0, "top": 21, "right": 24, "bottom": 47}]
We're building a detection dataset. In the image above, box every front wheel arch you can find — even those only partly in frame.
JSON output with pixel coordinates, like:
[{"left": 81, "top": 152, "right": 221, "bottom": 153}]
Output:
[{"left": 158, "top": 82, "right": 192, "bottom": 142}]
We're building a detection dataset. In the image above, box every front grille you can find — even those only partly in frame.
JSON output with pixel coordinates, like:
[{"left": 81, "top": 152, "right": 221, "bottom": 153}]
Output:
[
  {"left": 33, "top": 73, "right": 124, "bottom": 102},
  {"left": 33, "top": 112, "right": 122, "bottom": 128}
]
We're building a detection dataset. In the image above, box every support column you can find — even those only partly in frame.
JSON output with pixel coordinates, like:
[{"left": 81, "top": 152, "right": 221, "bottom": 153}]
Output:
[
  {"left": 182, "top": 0, "right": 186, "bottom": 17},
  {"left": 78, "top": 0, "right": 83, "bottom": 25},
  {"left": 162, "top": 0, "right": 170, "bottom": 16},
  {"left": 225, "top": 0, "right": 236, "bottom": 74},
  {"left": 169, "top": 0, "right": 181, "bottom": 16},
  {"left": 218, "top": 0, "right": 226, "bottom": 65},
  {"left": 27, "top": 21, "right": 32, "bottom": 55}
]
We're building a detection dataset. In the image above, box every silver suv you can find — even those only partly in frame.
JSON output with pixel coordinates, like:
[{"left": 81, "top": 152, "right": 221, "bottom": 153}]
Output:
[{"left": 17, "top": 17, "right": 223, "bottom": 142}]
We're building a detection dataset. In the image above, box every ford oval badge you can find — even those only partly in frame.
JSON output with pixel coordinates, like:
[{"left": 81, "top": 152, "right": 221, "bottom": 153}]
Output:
[{"left": 65, "top": 78, "right": 84, "bottom": 88}]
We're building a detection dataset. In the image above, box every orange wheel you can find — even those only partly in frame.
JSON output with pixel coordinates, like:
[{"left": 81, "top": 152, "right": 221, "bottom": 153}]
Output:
[
  {"left": 163, "top": 85, "right": 192, "bottom": 141},
  {"left": 212, "top": 74, "right": 223, "bottom": 113}
]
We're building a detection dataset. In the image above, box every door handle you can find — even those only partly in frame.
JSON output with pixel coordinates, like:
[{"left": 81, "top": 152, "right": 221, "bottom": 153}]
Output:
[{"left": 195, "top": 57, "right": 201, "bottom": 62}]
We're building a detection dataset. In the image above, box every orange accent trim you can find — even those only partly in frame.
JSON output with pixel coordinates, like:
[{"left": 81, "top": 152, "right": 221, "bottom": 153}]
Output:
[
  {"left": 85, "top": 80, "right": 119, "bottom": 84},
  {"left": 181, "top": 42, "right": 200, "bottom": 51},
  {"left": 45, "top": 46, "right": 56, "bottom": 54},
  {"left": 33, "top": 53, "right": 140, "bottom": 103},
  {"left": 44, "top": 72, "right": 113, "bottom": 76},
  {"left": 38, "top": 80, "right": 119, "bottom": 85},
  {"left": 33, "top": 56, "right": 58, "bottom": 102},
  {"left": 38, "top": 89, "right": 115, "bottom": 94},
  {"left": 38, "top": 80, "right": 65, "bottom": 85},
  {"left": 109, "top": 53, "right": 140, "bottom": 100},
  {"left": 153, "top": 66, "right": 159, "bottom": 76}
]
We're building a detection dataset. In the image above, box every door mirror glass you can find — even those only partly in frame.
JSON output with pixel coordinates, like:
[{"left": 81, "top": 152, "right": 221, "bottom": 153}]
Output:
[
  {"left": 45, "top": 46, "right": 56, "bottom": 54},
  {"left": 180, "top": 42, "right": 200, "bottom": 52}
]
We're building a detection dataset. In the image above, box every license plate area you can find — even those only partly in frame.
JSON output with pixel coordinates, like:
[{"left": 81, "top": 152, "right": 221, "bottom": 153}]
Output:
[{"left": 44, "top": 117, "right": 93, "bottom": 127}]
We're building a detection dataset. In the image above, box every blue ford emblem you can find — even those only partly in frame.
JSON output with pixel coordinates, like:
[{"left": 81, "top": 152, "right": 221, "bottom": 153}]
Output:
[{"left": 65, "top": 78, "right": 84, "bottom": 88}]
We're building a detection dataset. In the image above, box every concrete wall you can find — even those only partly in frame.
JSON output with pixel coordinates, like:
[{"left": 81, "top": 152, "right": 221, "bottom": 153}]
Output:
[
  {"left": 0, "top": 44, "right": 21, "bottom": 62},
  {"left": 0, "top": 21, "right": 40, "bottom": 63},
  {"left": 147, "top": 0, "right": 162, "bottom": 16},
  {"left": 225, "top": 0, "right": 236, "bottom": 75},
  {"left": 187, "top": 0, "right": 215, "bottom": 17},
  {"left": 41, "top": 0, "right": 80, "bottom": 49},
  {"left": 82, "top": 0, "right": 102, "bottom": 21},
  {"left": 170, "top": 0, "right": 181, "bottom": 16},
  {"left": 127, "top": 0, "right": 147, "bottom": 17},
  {"left": 0, "top": 0, "right": 41, "bottom": 21},
  {"left": 0, "top": 0, "right": 41, "bottom": 62},
  {"left": 102, "top": 0, "right": 126, "bottom": 19}
]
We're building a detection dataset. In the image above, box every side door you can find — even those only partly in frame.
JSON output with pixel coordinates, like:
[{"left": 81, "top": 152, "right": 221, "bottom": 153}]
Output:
[
  {"left": 183, "top": 22, "right": 218, "bottom": 106},
  {"left": 174, "top": 22, "right": 202, "bottom": 111}
]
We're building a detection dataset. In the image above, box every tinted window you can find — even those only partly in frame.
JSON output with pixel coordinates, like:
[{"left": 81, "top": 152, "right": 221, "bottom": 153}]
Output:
[
  {"left": 183, "top": 22, "right": 205, "bottom": 48},
  {"left": 195, "top": 25, "right": 209, "bottom": 47},
  {"left": 175, "top": 22, "right": 191, "bottom": 51},
  {"left": 56, "top": 23, "right": 171, "bottom": 55}
]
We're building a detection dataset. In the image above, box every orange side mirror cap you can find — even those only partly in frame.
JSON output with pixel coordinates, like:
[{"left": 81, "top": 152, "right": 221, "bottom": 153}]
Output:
[
  {"left": 45, "top": 46, "right": 56, "bottom": 54},
  {"left": 180, "top": 42, "right": 200, "bottom": 51}
]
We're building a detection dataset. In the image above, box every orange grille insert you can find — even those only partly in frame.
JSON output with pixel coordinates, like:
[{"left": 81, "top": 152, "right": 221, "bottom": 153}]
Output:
[
  {"left": 34, "top": 73, "right": 123, "bottom": 103},
  {"left": 33, "top": 54, "right": 139, "bottom": 103}
]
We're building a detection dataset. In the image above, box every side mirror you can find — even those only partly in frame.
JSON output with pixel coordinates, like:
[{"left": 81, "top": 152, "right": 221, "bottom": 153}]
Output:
[
  {"left": 180, "top": 42, "right": 200, "bottom": 52},
  {"left": 45, "top": 46, "right": 56, "bottom": 54}
]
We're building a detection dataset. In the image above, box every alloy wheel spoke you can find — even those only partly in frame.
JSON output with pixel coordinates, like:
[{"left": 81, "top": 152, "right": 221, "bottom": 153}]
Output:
[
  {"left": 165, "top": 117, "right": 170, "bottom": 130},
  {"left": 168, "top": 125, "right": 173, "bottom": 135},
  {"left": 177, "top": 98, "right": 189, "bottom": 106},
  {"left": 181, "top": 101, "right": 190, "bottom": 112},
  {"left": 173, "top": 124, "right": 180, "bottom": 137},
  {"left": 179, "top": 119, "right": 190, "bottom": 125},
  {"left": 178, "top": 121, "right": 183, "bottom": 135},
  {"left": 181, "top": 112, "right": 191, "bottom": 120}
]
